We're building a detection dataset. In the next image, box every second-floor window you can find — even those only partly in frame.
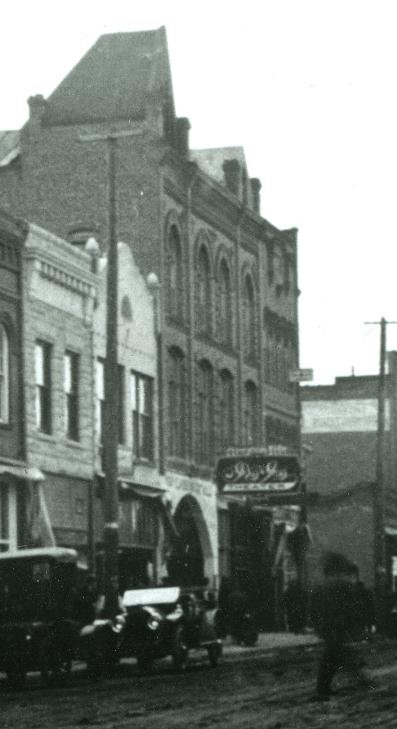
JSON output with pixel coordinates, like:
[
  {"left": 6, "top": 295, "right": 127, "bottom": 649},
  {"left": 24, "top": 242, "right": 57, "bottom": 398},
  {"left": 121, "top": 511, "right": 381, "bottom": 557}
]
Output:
[
  {"left": 131, "top": 372, "right": 153, "bottom": 461},
  {"left": 35, "top": 341, "right": 52, "bottom": 434},
  {"left": 243, "top": 380, "right": 259, "bottom": 446},
  {"left": 64, "top": 351, "right": 79, "bottom": 441},
  {"left": 167, "top": 347, "right": 186, "bottom": 459},
  {"left": 96, "top": 359, "right": 125, "bottom": 445},
  {"left": 0, "top": 324, "right": 10, "bottom": 424},
  {"left": 219, "top": 369, "right": 234, "bottom": 454},
  {"left": 196, "top": 360, "right": 214, "bottom": 465}
]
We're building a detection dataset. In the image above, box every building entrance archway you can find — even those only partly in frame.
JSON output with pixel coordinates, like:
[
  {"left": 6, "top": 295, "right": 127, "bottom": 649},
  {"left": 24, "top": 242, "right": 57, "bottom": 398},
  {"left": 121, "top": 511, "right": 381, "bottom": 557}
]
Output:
[{"left": 173, "top": 495, "right": 213, "bottom": 585}]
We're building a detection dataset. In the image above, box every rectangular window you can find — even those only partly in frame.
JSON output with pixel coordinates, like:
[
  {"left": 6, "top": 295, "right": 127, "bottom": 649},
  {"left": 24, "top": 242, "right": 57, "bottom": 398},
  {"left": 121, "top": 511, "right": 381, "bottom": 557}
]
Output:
[
  {"left": 96, "top": 360, "right": 124, "bottom": 445},
  {"left": 35, "top": 341, "right": 52, "bottom": 434},
  {"left": 130, "top": 371, "right": 153, "bottom": 461},
  {"left": 0, "top": 325, "right": 10, "bottom": 424},
  {"left": 64, "top": 351, "right": 79, "bottom": 441},
  {"left": 95, "top": 359, "right": 105, "bottom": 443},
  {"left": 118, "top": 365, "right": 125, "bottom": 445}
]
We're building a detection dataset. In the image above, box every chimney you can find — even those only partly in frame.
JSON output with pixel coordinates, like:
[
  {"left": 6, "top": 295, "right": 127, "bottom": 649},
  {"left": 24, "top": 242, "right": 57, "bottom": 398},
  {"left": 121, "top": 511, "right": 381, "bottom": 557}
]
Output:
[
  {"left": 27, "top": 95, "right": 47, "bottom": 124},
  {"left": 223, "top": 159, "right": 241, "bottom": 197},
  {"left": 250, "top": 178, "right": 262, "bottom": 214},
  {"left": 176, "top": 117, "right": 191, "bottom": 158}
]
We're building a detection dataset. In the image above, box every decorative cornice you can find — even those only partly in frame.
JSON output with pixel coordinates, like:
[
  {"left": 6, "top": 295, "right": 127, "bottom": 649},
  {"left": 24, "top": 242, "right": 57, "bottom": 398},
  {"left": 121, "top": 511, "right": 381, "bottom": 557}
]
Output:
[{"left": 36, "top": 259, "right": 95, "bottom": 297}]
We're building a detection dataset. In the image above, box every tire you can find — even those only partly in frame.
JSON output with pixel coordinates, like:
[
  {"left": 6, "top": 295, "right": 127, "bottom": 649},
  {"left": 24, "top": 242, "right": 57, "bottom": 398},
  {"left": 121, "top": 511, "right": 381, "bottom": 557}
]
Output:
[
  {"left": 40, "top": 650, "right": 72, "bottom": 687},
  {"left": 241, "top": 629, "right": 258, "bottom": 647},
  {"left": 207, "top": 643, "right": 222, "bottom": 667},
  {"left": 171, "top": 625, "right": 189, "bottom": 671},
  {"left": 6, "top": 666, "right": 26, "bottom": 690},
  {"left": 137, "top": 655, "right": 154, "bottom": 673}
]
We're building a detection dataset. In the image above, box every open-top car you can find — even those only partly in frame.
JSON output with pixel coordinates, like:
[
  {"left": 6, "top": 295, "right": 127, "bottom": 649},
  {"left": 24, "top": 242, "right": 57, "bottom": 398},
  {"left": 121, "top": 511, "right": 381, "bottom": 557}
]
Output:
[
  {"left": 122, "top": 586, "right": 222, "bottom": 671},
  {"left": 0, "top": 547, "right": 83, "bottom": 687}
]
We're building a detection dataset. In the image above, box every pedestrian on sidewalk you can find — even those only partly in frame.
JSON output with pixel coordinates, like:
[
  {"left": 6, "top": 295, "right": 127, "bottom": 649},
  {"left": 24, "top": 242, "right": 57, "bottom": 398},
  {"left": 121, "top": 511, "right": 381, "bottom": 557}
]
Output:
[
  {"left": 283, "top": 578, "right": 307, "bottom": 634},
  {"left": 310, "top": 552, "right": 373, "bottom": 702}
]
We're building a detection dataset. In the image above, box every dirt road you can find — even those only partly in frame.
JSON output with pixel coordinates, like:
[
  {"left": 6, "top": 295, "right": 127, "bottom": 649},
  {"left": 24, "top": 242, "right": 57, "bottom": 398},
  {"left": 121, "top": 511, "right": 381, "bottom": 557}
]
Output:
[{"left": 2, "top": 643, "right": 397, "bottom": 728}]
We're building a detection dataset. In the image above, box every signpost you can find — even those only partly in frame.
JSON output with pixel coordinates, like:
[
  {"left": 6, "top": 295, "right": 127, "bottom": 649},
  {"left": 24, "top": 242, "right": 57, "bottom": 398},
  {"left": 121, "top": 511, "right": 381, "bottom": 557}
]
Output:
[{"left": 289, "top": 368, "right": 313, "bottom": 383}]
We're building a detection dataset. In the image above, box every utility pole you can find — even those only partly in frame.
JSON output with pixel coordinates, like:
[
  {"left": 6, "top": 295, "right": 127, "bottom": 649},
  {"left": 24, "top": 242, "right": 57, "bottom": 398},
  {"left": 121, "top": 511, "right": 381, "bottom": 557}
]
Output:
[
  {"left": 80, "top": 128, "right": 141, "bottom": 617},
  {"left": 365, "top": 318, "right": 397, "bottom": 611}
]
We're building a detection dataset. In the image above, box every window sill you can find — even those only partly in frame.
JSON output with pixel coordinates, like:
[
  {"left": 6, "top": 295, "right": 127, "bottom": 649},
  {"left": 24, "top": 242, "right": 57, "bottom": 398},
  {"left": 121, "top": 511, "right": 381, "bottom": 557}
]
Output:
[
  {"left": 64, "top": 438, "right": 85, "bottom": 450},
  {"left": 0, "top": 422, "right": 12, "bottom": 431},
  {"left": 34, "top": 431, "right": 57, "bottom": 443}
]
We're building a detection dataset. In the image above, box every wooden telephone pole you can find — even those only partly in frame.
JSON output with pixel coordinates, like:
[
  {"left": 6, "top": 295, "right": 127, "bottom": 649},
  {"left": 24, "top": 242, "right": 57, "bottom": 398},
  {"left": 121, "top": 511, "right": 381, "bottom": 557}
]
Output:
[
  {"left": 80, "top": 128, "right": 141, "bottom": 617},
  {"left": 365, "top": 318, "right": 397, "bottom": 607}
]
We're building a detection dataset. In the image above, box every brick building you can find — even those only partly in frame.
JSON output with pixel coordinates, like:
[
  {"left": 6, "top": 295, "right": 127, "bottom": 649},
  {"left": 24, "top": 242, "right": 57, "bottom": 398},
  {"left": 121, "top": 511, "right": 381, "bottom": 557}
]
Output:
[
  {"left": 0, "top": 28, "right": 300, "bottom": 602},
  {"left": 0, "top": 210, "right": 39, "bottom": 550},
  {"left": 302, "top": 363, "right": 397, "bottom": 589}
]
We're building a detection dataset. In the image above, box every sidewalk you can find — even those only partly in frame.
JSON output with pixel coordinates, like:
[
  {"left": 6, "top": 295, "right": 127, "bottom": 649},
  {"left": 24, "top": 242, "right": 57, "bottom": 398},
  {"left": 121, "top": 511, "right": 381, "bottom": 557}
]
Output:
[{"left": 222, "top": 631, "right": 320, "bottom": 659}]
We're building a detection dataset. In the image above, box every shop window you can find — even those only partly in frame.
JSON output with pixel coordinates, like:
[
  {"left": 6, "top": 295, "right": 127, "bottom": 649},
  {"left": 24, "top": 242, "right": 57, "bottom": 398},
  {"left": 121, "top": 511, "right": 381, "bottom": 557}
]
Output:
[
  {"left": 196, "top": 360, "right": 214, "bottom": 465},
  {"left": 0, "top": 324, "right": 10, "bottom": 424},
  {"left": 64, "top": 351, "right": 79, "bottom": 441},
  {"left": 167, "top": 347, "right": 187, "bottom": 458},
  {"left": 130, "top": 372, "right": 154, "bottom": 461},
  {"left": 35, "top": 341, "right": 52, "bottom": 434}
]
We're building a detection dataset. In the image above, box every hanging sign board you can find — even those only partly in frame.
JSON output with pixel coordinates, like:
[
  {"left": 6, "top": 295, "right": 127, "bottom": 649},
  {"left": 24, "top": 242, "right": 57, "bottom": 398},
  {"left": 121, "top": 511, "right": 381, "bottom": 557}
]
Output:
[
  {"left": 215, "top": 447, "right": 302, "bottom": 504},
  {"left": 289, "top": 368, "right": 313, "bottom": 383}
]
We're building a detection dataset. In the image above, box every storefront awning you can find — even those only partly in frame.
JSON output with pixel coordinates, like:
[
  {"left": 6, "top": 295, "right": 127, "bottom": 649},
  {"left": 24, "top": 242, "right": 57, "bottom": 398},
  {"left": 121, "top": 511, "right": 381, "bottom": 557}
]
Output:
[
  {"left": 119, "top": 481, "right": 166, "bottom": 498},
  {"left": 0, "top": 464, "right": 45, "bottom": 482}
]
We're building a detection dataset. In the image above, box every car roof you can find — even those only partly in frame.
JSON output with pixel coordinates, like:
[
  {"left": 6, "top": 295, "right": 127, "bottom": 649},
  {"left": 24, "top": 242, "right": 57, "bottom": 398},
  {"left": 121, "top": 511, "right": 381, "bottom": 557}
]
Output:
[{"left": 0, "top": 547, "right": 78, "bottom": 563}]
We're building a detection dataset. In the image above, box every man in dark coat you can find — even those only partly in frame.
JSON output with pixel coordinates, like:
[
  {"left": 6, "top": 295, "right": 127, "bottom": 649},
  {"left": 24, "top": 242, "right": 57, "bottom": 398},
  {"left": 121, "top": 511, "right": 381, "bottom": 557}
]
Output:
[{"left": 310, "top": 552, "right": 373, "bottom": 701}]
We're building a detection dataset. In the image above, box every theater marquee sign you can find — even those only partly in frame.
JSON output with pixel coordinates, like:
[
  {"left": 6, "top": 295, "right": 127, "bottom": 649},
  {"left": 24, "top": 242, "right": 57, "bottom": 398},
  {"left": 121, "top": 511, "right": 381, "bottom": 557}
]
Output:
[{"left": 215, "top": 448, "right": 303, "bottom": 505}]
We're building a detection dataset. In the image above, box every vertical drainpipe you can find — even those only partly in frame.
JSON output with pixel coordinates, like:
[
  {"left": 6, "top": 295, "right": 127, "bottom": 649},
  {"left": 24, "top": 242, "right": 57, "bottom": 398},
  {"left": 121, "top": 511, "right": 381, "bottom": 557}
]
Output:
[
  {"left": 234, "top": 210, "right": 245, "bottom": 444},
  {"left": 19, "top": 221, "right": 30, "bottom": 548},
  {"left": 186, "top": 168, "right": 198, "bottom": 466},
  {"left": 157, "top": 168, "right": 166, "bottom": 476},
  {"left": 257, "top": 234, "right": 266, "bottom": 446}
]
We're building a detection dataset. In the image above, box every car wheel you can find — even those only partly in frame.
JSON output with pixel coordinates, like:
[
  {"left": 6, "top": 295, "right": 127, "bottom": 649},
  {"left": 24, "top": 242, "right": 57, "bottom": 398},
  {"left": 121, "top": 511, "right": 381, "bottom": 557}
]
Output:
[
  {"left": 207, "top": 643, "right": 222, "bottom": 667},
  {"left": 6, "top": 665, "right": 26, "bottom": 690},
  {"left": 241, "top": 629, "right": 258, "bottom": 647},
  {"left": 171, "top": 625, "right": 189, "bottom": 671},
  {"left": 137, "top": 655, "right": 153, "bottom": 673}
]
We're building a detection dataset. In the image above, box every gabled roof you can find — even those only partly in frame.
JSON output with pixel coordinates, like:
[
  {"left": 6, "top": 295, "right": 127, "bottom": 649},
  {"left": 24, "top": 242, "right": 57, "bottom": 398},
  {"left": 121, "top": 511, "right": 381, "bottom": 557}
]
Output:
[
  {"left": 0, "top": 130, "right": 20, "bottom": 167},
  {"left": 43, "top": 27, "right": 174, "bottom": 126},
  {"left": 190, "top": 146, "right": 248, "bottom": 185}
]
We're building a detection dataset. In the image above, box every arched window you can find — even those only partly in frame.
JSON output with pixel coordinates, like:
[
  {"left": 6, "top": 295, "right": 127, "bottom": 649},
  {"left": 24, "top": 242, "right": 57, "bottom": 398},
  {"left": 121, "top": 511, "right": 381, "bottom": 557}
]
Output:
[
  {"left": 243, "top": 274, "right": 256, "bottom": 362},
  {"left": 218, "top": 260, "right": 232, "bottom": 345},
  {"left": 167, "top": 225, "right": 184, "bottom": 321},
  {"left": 196, "top": 246, "right": 212, "bottom": 335},
  {"left": 219, "top": 369, "right": 234, "bottom": 453},
  {"left": 243, "top": 381, "right": 259, "bottom": 446},
  {"left": 0, "top": 324, "right": 10, "bottom": 423},
  {"left": 196, "top": 360, "right": 214, "bottom": 464},
  {"left": 167, "top": 347, "right": 187, "bottom": 458}
]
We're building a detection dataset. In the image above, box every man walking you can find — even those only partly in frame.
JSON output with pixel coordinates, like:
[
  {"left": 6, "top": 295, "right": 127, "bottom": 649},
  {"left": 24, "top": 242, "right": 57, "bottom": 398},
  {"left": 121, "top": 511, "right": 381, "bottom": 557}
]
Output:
[{"left": 310, "top": 552, "right": 373, "bottom": 701}]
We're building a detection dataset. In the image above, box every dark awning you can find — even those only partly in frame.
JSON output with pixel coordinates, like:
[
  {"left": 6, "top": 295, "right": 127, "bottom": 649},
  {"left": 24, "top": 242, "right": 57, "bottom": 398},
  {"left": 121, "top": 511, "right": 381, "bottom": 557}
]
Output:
[{"left": 0, "top": 464, "right": 44, "bottom": 482}]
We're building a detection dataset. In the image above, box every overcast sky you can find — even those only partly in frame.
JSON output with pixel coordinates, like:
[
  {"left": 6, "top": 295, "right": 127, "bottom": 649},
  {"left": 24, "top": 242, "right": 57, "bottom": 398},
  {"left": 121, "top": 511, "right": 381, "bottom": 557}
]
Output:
[{"left": 2, "top": 0, "right": 397, "bottom": 384}]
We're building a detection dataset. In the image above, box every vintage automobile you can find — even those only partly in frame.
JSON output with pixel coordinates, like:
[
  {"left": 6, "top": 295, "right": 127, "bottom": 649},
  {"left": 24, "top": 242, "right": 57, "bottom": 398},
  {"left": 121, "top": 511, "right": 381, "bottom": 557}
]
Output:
[
  {"left": 0, "top": 547, "right": 83, "bottom": 687},
  {"left": 81, "top": 585, "right": 222, "bottom": 675},
  {"left": 122, "top": 586, "right": 222, "bottom": 671}
]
